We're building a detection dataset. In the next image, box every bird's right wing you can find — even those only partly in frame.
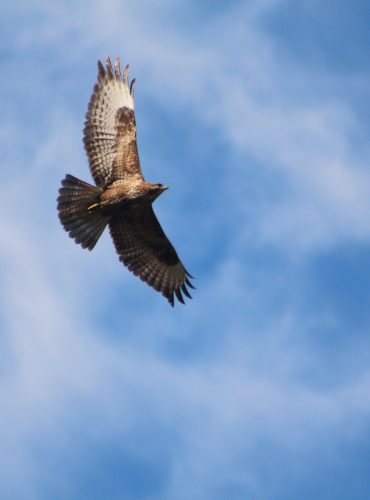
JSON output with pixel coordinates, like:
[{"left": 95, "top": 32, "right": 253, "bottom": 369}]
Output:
[
  {"left": 109, "top": 206, "right": 194, "bottom": 306},
  {"left": 83, "top": 56, "right": 143, "bottom": 188}
]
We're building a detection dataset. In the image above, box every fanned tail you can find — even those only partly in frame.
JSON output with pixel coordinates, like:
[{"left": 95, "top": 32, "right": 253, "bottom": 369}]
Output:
[{"left": 57, "top": 174, "right": 109, "bottom": 250}]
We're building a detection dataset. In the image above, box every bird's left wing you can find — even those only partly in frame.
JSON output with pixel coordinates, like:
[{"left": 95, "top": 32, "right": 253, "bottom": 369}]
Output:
[
  {"left": 109, "top": 207, "right": 194, "bottom": 306},
  {"left": 83, "top": 56, "right": 143, "bottom": 188}
]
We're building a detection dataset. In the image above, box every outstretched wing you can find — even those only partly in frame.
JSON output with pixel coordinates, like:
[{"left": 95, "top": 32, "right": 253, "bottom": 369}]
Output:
[
  {"left": 109, "top": 207, "right": 194, "bottom": 306},
  {"left": 83, "top": 56, "right": 143, "bottom": 188}
]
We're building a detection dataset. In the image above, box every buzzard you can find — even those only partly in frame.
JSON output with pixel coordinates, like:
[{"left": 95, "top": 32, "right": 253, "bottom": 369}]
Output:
[{"left": 57, "top": 56, "right": 194, "bottom": 306}]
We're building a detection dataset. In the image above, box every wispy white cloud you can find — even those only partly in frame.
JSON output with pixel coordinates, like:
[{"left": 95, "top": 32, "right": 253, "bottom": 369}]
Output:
[{"left": 1, "top": 0, "right": 370, "bottom": 498}]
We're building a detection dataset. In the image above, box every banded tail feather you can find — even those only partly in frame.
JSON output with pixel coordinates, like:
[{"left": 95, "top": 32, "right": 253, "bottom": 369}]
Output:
[{"left": 57, "top": 174, "right": 109, "bottom": 250}]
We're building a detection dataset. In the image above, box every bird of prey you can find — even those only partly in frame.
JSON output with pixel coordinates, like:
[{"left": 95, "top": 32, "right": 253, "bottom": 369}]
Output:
[{"left": 57, "top": 56, "right": 194, "bottom": 306}]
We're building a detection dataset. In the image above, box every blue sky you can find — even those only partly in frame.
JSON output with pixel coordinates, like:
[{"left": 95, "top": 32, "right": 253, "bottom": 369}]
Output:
[{"left": 1, "top": 0, "right": 370, "bottom": 498}]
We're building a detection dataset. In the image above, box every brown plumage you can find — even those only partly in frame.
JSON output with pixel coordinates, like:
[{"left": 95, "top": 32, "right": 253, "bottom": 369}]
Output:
[{"left": 57, "top": 56, "right": 194, "bottom": 306}]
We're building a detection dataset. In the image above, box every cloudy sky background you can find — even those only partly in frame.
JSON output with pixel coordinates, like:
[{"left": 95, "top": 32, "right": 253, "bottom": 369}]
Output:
[{"left": 1, "top": 0, "right": 370, "bottom": 498}]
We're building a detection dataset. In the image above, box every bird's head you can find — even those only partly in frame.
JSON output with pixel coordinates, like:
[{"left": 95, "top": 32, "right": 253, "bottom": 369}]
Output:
[{"left": 147, "top": 182, "right": 168, "bottom": 202}]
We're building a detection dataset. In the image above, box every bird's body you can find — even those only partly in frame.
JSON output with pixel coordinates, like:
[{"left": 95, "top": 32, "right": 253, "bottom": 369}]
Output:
[
  {"left": 97, "top": 178, "right": 166, "bottom": 208},
  {"left": 57, "top": 57, "right": 194, "bottom": 306}
]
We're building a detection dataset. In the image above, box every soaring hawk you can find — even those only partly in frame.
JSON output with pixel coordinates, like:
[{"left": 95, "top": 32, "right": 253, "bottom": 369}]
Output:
[{"left": 57, "top": 57, "right": 194, "bottom": 306}]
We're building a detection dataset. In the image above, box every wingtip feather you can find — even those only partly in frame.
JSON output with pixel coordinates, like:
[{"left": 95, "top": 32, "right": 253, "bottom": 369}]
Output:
[
  {"left": 114, "top": 57, "right": 121, "bottom": 79},
  {"left": 97, "top": 60, "right": 105, "bottom": 81},
  {"left": 175, "top": 288, "right": 185, "bottom": 305},
  {"left": 123, "top": 64, "right": 129, "bottom": 82},
  {"left": 130, "top": 78, "right": 136, "bottom": 97},
  {"left": 105, "top": 56, "right": 114, "bottom": 79},
  {"left": 185, "top": 275, "right": 195, "bottom": 289},
  {"left": 181, "top": 283, "right": 192, "bottom": 299}
]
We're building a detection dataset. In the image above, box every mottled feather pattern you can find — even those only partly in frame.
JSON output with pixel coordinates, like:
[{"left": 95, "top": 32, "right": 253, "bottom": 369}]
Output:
[
  {"left": 57, "top": 57, "right": 194, "bottom": 306},
  {"left": 109, "top": 207, "right": 194, "bottom": 306},
  {"left": 83, "top": 56, "right": 137, "bottom": 187},
  {"left": 113, "top": 107, "right": 141, "bottom": 180}
]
